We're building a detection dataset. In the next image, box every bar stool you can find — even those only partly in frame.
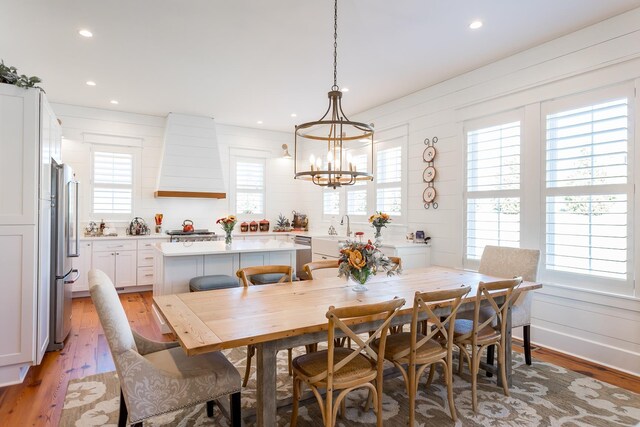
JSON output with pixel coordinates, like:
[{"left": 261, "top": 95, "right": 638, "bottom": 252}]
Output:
[{"left": 189, "top": 275, "right": 239, "bottom": 292}]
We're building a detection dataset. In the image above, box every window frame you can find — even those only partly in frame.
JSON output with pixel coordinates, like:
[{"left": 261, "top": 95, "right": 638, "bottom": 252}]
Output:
[
  {"left": 320, "top": 125, "right": 408, "bottom": 225},
  {"left": 463, "top": 109, "right": 524, "bottom": 270},
  {"left": 540, "top": 84, "right": 635, "bottom": 294},
  {"left": 89, "top": 144, "right": 140, "bottom": 221},
  {"left": 229, "top": 153, "right": 268, "bottom": 219}
]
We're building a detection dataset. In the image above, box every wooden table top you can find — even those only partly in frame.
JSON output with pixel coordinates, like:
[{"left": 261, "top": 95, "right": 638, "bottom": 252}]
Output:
[{"left": 153, "top": 266, "right": 542, "bottom": 356}]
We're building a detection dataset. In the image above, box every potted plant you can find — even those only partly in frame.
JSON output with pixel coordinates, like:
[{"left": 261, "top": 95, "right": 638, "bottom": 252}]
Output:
[{"left": 0, "top": 60, "right": 42, "bottom": 89}]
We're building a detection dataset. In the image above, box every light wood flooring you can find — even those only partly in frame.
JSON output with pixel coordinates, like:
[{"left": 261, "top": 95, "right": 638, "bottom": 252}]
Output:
[{"left": 0, "top": 292, "right": 638, "bottom": 426}]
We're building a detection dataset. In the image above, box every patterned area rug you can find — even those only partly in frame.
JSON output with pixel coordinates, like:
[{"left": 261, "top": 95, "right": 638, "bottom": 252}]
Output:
[{"left": 60, "top": 347, "right": 640, "bottom": 426}]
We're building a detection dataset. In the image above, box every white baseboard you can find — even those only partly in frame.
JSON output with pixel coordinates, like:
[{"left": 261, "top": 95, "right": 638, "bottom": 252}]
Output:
[
  {"left": 531, "top": 324, "right": 640, "bottom": 377},
  {"left": 0, "top": 363, "right": 30, "bottom": 387}
]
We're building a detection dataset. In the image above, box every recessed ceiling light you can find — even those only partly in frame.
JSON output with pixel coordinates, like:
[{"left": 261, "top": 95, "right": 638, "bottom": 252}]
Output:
[
  {"left": 257, "top": 120, "right": 263, "bottom": 124},
  {"left": 290, "top": 113, "right": 297, "bottom": 118},
  {"left": 86, "top": 80, "right": 96, "bottom": 86},
  {"left": 342, "top": 87, "right": 349, "bottom": 92},
  {"left": 469, "top": 20, "right": 483, "bottom": 30},
  {"left": 78, "top": 29, "right": 93, "bottom": 38},
  {"left": 110, "top": 100, "right": 119, "bottom": 105}
]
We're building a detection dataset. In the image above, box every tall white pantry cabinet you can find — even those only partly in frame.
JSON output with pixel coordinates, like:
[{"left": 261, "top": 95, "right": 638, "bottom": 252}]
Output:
[{"left": 0, "top": 84, "right": 61, "bottom": 386}]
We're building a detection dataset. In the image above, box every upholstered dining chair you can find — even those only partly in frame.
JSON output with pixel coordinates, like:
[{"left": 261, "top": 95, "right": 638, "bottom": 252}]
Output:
[
  {"left": 290, "top": 298, "right": 405, "bottom": 427},
  {"left": 88, "top": 269, "right": 241, "bottom": 427},
  {"left": 453, "top": 278, "right": 522, "bottom": 412},
  {"left": 478, "top": 246, "right": 540, "bottom": 366},
  {"left": 236, "top": 265, "right": 294, "bottom": 387},
  {"left": 373, "top": 286, "right": 471, "bottom": 426},
  {"left": 303, "top": 259, "right": 339, "bottom": 280}
]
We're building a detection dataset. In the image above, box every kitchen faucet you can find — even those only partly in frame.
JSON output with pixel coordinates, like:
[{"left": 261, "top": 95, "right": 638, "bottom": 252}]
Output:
[{"left": 341, "top": 215, "right": 351, "bottom": 237}]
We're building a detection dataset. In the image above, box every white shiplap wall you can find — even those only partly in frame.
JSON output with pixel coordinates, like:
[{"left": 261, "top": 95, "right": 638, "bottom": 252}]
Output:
[
  {"left": 305, "top": 8, "right": 640, "bottom": 374},
  {"left": 55, "top": 104, "right": 304, "bottom": 232}
]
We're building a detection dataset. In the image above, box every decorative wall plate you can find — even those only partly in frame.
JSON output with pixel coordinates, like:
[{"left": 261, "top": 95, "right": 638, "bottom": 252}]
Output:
[
  {"left": 423, "top": 186, "right": 436, "bottom": 203},
  {"left": 423, "top": 166, "right": 436, "bottom": 183},
  {"left": 423, "top": 136, "right": 438, "bottom": 209},
  {"left": 423, "top": 146, "right": 437, "bottom": 162}
]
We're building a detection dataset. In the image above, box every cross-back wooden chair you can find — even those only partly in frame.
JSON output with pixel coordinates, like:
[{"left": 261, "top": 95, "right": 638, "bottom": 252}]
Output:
[
  {"left": 290, "top": 298, "right": 406, "bottom": 427},
  {"left": 453, "top": 278, "right": 522, "bottom": 411},
  {"left": 388, "top": 256, "right": 402, "bottom": 272},
  {"left": 373, "top": 285, "right": 471, "bottom": 426},
  {"left": 236, "top": 264, "right": 293, "bottom": 286},
  {"left": 303, "top": 259, "right": 339, "bottom": 280},
  {"left": 236, "top": 265, "right": 294, "bottom": 387}
]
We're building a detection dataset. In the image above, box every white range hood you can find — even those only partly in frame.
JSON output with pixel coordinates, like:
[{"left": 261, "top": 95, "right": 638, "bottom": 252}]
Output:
[{"left": 155, "top": 113, "right": 226, "bottom": 199}]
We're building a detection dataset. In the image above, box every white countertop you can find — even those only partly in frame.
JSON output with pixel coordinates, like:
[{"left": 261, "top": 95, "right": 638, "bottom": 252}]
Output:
[
  {"left": 155, "top": 240, "right": 311, "bottom": 257},
  {"left": 80, "top": 234, "right": 170, "bottom": 241}
]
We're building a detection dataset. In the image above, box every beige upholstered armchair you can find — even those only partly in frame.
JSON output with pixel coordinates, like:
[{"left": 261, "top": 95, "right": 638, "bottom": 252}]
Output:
[
  {"left": 89, "top": 269, "right": 242, "bottom": 427},
  {"left": 477, "top": 246, "right": 540, "bottom": 367}
]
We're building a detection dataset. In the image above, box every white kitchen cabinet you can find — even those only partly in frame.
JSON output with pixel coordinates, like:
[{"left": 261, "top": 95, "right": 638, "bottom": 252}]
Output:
[
  {"left": 312, "top": 253, "right": 339, "bottom": 262},
  {"left": 91, "top": 251, "right": 116, "bottom": 283},
  {"left": 72, "top": 242, "right": 93, "bottom": 291},
  {"left": 0, "top": 85, "right": 61, "bottom": 386},
  {"left": 75, "top": 237, "right": 168, "bottom": 294},
  {"left": 91, "top": 240, "right": 137, "bottom": 288},
  {"left": 114, "top": 250, "right": 137, "bottom": 287},
  {"left": 0, "top": 226, "right": 36, "bottom": 385}
]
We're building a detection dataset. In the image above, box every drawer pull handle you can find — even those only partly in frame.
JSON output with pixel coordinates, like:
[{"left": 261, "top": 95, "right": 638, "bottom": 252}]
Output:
[
  {"left": 144, "top": 274, "right": 153, "bottom": 277},
  {"left": 108, "top": 245, "right": 124, "bottom": 248},
  {"left": 144, "top": 257, "right": 153, "bottom": 260}
]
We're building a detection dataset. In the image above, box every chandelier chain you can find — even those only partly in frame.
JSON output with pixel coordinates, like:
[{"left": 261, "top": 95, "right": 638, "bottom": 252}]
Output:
[{"left": 332, "top": 0, "right": 338, "bottom": 91}]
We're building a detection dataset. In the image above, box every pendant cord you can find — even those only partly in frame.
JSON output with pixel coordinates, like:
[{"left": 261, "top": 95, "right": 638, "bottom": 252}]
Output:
[{"left": 332, "top": 0, "right": 338, "bottom": 91}]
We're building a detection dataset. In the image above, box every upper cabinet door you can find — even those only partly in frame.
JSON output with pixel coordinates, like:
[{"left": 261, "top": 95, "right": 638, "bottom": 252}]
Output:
[
  {"left": 0, "top": 85, "right": 39, "bottom": 225},
  {"left": 39, "top": 93, "right": 61, "bottom": 201}
]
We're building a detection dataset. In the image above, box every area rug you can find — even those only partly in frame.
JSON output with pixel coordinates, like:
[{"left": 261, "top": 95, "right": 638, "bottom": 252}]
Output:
[{"left": 60, "top": 347, "right": 640, "bottom": 426}]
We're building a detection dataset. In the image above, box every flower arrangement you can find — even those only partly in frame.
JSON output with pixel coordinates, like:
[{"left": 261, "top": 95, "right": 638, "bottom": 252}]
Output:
[
  {"left": 338, "top": 240, "right": 399, "bottom": 290},
  {"left": 216, "top": 215, "right": 237, "bottom": 245},
  {"left": 369, "top": 211, "right": 391, "bottom": 239}
]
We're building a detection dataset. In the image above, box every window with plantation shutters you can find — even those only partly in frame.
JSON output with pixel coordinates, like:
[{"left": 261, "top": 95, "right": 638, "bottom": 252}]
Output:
[
  {"left": 376, "top": 146, "right": 402, "bottom": 215},
  {"left": 323, "top": 190, "right": 340, "bottom": 216},
  {"left": 465, "top": 117, "right": 521, "bottom": 262},
  {"left": 92, "top": 150, "right": 133, "bottom": 214},
  {"left": 234, "top": 158, "right": 265, "bottom": 215},
  {"left": 544, "top": 96, "right": 630, "bottom": 282},
  {"left": 345, "top": 153, "right": 369, "bottom": 217}
]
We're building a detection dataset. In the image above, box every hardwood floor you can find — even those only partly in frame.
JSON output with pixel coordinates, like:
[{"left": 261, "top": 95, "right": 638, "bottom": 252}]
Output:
[{"left": 0, "top": 291, "right": 638, "bottom": 426}]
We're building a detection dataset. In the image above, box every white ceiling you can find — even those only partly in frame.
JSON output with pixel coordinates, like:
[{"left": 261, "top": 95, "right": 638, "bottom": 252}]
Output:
[{"left": 1, "top": 0, "right": 639, "bottom": 131}]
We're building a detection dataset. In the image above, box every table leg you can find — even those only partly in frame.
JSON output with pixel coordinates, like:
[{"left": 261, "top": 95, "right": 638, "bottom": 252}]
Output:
[
  {"left": 498, "top": 304, "right": 513, "bottom": 388},
  {"left": 256, "top": 340, "right": 278, "bottom": 427}
]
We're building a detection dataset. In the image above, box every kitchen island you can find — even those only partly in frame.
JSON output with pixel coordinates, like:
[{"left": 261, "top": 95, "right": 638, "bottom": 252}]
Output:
[{"left": 152, "top": 239, "right": 310, "bottom": 331}]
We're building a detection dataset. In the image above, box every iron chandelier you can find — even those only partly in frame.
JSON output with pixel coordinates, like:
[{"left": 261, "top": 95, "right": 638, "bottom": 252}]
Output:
[{"left": 294, "top": 0, "right": 374, "bottom": 189}]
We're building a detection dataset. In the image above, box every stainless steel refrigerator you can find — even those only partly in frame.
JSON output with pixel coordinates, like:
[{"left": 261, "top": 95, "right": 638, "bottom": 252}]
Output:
[{"left": 48, "top": 160, "right": 79, "bottom": 351}]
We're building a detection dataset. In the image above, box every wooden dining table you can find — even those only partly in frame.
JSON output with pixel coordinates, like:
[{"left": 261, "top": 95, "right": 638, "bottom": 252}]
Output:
[{"left": 153, "top": 266, "right": 542, "bottom": 426}]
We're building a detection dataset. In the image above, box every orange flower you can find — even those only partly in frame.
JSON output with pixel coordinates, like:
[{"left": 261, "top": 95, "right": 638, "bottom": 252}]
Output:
[{"left": 348, "top": 249, "right": 367, "bottom": 270}]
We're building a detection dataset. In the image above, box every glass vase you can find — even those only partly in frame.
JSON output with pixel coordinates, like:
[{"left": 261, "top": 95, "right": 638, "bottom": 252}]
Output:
[
  {"left": 225, "top": 230, "right": 233, "bottom": 246},
  {"left": 374, "top": 226, "right": 383, "bottom": 242},
  {"left": 348, "top": 276, "right": 368, "bottom": 292}
]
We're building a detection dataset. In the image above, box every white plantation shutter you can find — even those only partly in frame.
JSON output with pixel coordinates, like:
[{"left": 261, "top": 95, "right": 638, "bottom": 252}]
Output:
[
  {"left": 235, "top": 159, "right": 265, "bottom": 215},
  {"left": 323, "top": 190, "right": 340, "bottom": 216},
  {"left": 544, "top": 97, "right": 630, "bottom": 281},
  {"left": 465, "top": 119, "right": 521, "bottom": 262},
  {"left": 92, "top": 151, "right": 133, "bottom": 214},
  {"left": 376, "top": 146, "right": 402, "bottom": 215},
  {"left": 347, "top": 189, "right": 367, "bottom": 215},
  {"left": 345, "top": 153, "right": 369, "bottom": 216}
]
